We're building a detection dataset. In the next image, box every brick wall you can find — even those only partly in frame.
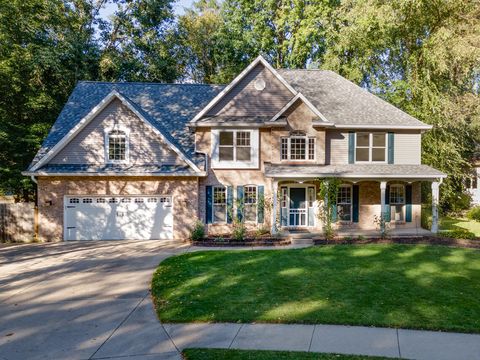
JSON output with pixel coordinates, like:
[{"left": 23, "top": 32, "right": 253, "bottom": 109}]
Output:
[{"left": 37, "top": 176, "right": 198, "bottom": 242}]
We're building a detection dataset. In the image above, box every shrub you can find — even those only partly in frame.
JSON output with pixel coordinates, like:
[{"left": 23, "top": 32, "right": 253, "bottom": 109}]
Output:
[
  {"left": 439, "top": 229, "right": 476, "bottom": 240},
  {"left": 254, "top": 225, "right": 270, "bottom": 238},
  {"left": 190, "top": 220, "right": 205, "bottom": 241},
  {"left": 466, "top": 207, "right": 480, "bottom": 222},
  {"left": 232, "top": 222, "right": 246, "bottom": 241}
]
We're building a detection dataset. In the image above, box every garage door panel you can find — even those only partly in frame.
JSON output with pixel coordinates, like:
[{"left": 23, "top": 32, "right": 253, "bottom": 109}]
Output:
[{"left": 64, "top": 196, "right": 173, "bottom": 241}]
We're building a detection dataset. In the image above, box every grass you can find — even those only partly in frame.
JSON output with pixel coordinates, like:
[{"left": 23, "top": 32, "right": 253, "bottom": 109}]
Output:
[
  {"left": 182, "top": 348, "right": 394, "bottom": 360},
  {"left": 151, "top": 244, "right": 480, "bottom": 333},
  {"left": 440, "top": 216, "right": 480, "bottom": 238}
]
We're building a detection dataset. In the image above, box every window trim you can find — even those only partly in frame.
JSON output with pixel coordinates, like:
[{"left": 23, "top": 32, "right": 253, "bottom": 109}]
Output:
[
  {"left": 337, "top": 184, "right": 353, "bottom": 222},
  {"left": 243, "top": 185, "right": 258, "bottom": 223},
  {"left": 104, "top": 126, "right": 130, "bottom": 164},
  {"left": 355, "top": 132, "right": 387, "bottom": 164},
  {"left": 218, "top": 130, "right": 252, "bottom": 162},
  {"left": 389, "top": 184, "right": 406, "bottom": 223},
  {"left": 212, "top": 185, "right": 228, "bottom": 224},
  {"left": 280, "top": 133, "right": 316, "bottom": 161},
  {"left": 211, "top": 129, "right": 259, "bottom": 169}
]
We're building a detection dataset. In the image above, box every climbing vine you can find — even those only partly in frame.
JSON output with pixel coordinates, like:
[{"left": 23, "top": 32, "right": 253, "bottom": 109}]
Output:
[{"left": 317, "top": 178, "right": 341, "bottom": 240}]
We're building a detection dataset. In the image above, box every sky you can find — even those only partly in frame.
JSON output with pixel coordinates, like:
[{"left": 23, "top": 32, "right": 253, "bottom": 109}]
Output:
[{"left": 99, "top": 0, "right": 196, "bottom": 20}]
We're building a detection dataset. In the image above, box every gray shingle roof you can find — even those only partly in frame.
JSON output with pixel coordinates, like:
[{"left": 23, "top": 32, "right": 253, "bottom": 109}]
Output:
[
  {"left": 29, "top": 81, "right": 225, "bottom": 170},
  {"left": 277, "top": 69, "right": 429, "bottom": 128},
  {"left": 264, "top": 163, "right": 446, "bottom": 179},
  {"left": 25, "top": 164, "right": 199, "bottom": 176}
]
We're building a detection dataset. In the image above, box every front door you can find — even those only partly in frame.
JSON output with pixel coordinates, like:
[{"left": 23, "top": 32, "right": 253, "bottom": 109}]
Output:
[{"left": 289, "top": 188, "right": 307, "bottom": 227}]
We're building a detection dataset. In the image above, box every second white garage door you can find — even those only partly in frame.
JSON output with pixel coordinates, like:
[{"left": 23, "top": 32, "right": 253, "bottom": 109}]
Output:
[{"left": 64, "top": 196, "right": 173, "bottom": 240}]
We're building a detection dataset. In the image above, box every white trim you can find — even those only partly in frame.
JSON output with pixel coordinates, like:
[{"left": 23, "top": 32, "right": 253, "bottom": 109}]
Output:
[
  {"left": 270, "top": 93, "right": 332, "bottom": 124},
  {"left": 104, "top": 126, "right": 130, "bottom": 164},
  {"left": 242, "top": 185, "right": 259, "bottom": 224},
  {"left": 190, "top": 55, "right": 297, "bottom": 124},
  {"left": 279, "top": 184, "right": 316, "bottom": 228},
  {"left": 337, "top": 183, "right": 353, "bottom": 223},
  {"left": 264, "top": 173, "right": 447, "bottom": 180},
  {"left": 32, "top": 90, "right": 202, "bottom": 173},
  {"left": 334, "top": 124, "right": 432, "bottom": 130},
  {"left": 280, "top": 134, "right": 316, "bottom": 162},
  {"left": 211, "top": 129, "right": 259, "bottom": 169}
]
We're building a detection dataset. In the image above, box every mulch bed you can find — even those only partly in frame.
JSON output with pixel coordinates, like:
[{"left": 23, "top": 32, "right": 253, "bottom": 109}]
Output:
[
  {"left": 314, "top": 236, "right": 480, "bottom": 249},
  {"left": 191, "top": 237, "right": 291, "bottom": 247}
]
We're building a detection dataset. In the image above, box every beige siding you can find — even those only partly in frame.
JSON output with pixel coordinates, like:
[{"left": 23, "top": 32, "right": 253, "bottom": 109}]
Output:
[
  {"left": 326, "top": 130, "right": 348, "bottom": 165},
  {"left": 50, "top": 99, "right": 184, "bottom": 166},
  {"left": 207, "top": 63, "right": 293, "bottom": 117},
  {"left": 394, "top": 132, "right": 421, "bottom": 165}
]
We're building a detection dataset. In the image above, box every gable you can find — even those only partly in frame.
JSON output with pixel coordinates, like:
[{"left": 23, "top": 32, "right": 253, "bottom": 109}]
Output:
[
  {"left": 48, "top": 99, "right": 186, "bottom": 166},
  {"left": 206, "top": 62, "right": 294, "bottom": 117},
  {"left": 284, "top": 100, "right": 320, "bottom": 133}
]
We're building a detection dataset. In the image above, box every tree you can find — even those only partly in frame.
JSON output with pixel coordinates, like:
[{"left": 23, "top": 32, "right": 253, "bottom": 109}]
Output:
[
  {"left": 0, "top": 0, "right": 101, "bottom": 199},
  {"left": 322, "top": 0, "right": 480, "bottom": 210},
  {"left": 98, "top": 0, "right": 179, "bottom": 82},
  {"left": 221, "top": 0, "right": 339, "bottom": 69}
]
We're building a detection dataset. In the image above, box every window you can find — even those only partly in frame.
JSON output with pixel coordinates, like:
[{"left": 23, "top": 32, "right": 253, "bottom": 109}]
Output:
[
  {"left": 106, "top": 129, "right": 128, "bottom": 163},
  {"left": 82, "top": 198, "right": 93, "bottom": 203},
  {"left": 281, "top": 187, "right": 288, "bottom": 208},
  {"left": 355, "top": 132, "right": 386, "bottom": 162},
  {"left": 390, "top": 184, "right": 405, "bottom": 222},
  {"left": 281, "top": 132, "right": 315, "bottom": 161},
  {"left": 69, "top": 198, "right": 79, "bottom": 204},
  {"left": 243, "top": 186, "right": 258, "bottom": 222},
  {"left": 219, "top": 131, "right": 251, "bottom": 162},
  {"left": 337, "top": 185, "right": 352, "bottom": 221},
  {"left": 213, "top": 186, "right": 227, "bottom": 223}
]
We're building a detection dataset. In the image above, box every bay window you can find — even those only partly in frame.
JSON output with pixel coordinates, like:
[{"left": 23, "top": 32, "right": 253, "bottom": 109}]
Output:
[{"left": 355, "top": 132, "right": 386, "bottom": 162}]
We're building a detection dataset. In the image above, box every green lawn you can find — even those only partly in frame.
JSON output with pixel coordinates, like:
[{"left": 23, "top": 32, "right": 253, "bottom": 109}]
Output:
[
  {"left": 182, "top": 348, "right": 394, "bottom": 360},
  {"left": 152, "top": 245, "right": 480, "bottom": 333},
  {"left": 440, "top": 216, "right": 480, "bottom": 238}
]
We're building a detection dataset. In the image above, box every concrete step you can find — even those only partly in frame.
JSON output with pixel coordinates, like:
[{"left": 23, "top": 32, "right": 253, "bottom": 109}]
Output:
[
  {"left": 288, "top": 232, "right": 317, "bottom": 239},
  {"left": 290, "top": 238, "right": 314, "bottom": 245}
]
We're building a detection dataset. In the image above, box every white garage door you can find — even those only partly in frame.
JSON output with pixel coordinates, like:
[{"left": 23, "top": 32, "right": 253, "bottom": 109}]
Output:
[{"left": 64, "top": 196, "right": 173, "bottom": 240}]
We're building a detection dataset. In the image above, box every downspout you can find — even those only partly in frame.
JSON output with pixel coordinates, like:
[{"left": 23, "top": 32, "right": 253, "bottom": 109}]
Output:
[{"left": 30, "top": 175, "right": 39, "bottom": 242}]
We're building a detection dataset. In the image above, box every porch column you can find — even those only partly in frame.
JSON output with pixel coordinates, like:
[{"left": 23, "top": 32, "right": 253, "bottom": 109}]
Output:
[
  {"left": 431, "top": 181, "right": 440, "bottom": 234},
  {"left": 380, "top": 181, "right": 387, "bottom": 231},
  {"left": 271, "top": 179, "right": 278, "bottom": 234}
]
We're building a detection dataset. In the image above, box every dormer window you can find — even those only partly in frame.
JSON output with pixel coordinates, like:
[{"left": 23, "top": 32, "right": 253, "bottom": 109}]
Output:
[
  {"left": 281, "top": 131, "right": 315, "bottom": 161},
  {"left": 105, "top": 128, "right": 129, "bottom": 163}
]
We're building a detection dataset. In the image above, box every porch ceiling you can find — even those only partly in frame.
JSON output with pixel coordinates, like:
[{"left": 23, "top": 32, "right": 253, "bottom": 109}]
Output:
[{"left": 264, "top": 163, "right": 446, "bottom": 181}]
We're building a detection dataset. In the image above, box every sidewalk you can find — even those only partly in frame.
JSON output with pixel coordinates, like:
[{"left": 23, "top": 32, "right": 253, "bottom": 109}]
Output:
[{"left": 163, "top": 322, "right": 480, "bottom": 360}]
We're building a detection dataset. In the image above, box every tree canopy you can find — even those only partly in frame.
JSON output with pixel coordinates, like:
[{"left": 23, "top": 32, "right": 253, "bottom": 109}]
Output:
[{"left": 0, "top": 0, "right": 479, "bottom": 211}]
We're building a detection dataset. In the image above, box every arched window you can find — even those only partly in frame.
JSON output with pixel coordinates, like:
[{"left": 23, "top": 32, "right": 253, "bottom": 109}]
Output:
[
  {"left": 106, "top": 129, "right": 129, "bottom": 163},
  {"left": 281, "top": 131, "right": 315, "bottom": 161}
]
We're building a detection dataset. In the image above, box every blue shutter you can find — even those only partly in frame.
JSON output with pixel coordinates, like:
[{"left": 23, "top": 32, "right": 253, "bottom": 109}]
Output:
[
  {"left": 384, "top": 185, "right": 391, "bottom": 222},
  {"left": 257, "top": 185, "right": 265, "bottom": 223},
  {"left": 348, "top": 132, "right": 355, "bottom": 164},
  {"left": 206, "top": 186, "right": 213, "bottom": 224},
  {"left": 237, "top": 186, "right": 244, "bottom": 222},
  {"left": 388, "top": 132, "right": 394, "bottom": 164},
  {"left": 332, "top": 202, "right": 337, "bottom": 222},
  {"left": 352, "top": 185, "right": 359, "bottom": 223},
  {"left": 405, "top": 184, "right": 412, "bottom": 222},
  {"left": 227, "top": 186, "right": 233, "bottom": 224}
]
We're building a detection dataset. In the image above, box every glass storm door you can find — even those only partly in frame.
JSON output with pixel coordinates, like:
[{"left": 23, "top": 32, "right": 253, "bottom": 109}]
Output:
[{"left": 289, "top": 188, "right": 307, "bottom": 227}]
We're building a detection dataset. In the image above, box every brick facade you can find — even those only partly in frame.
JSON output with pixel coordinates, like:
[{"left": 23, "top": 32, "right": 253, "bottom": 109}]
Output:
[{"left": 37, "top": 176, "right": 198, "bottom": 242}]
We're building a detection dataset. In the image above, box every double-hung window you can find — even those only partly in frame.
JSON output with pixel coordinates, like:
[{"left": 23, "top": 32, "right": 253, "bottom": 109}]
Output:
[
  {"left": 219, "top": 131, "right": 251, "bottom": 162},
  {"left": 281, "top": 132, "right": 315, "bottom": 161},
  {"left": 355, "top": 132, "right": 386, "bottom": 162},
  {"left": 390, "top": 184, "right": 405, "bottom": 222},
  {"left": 106, "top": 129, "right": 129, "bottom": 163},
  {"left": 213, "top": 186, "right": 227, "bottom": 223},
  {"left": 337, "top": 185, "right": 352, "bottom": 222},
  {"left": 243, "top": 186, "right": 258, "bottom": 222}
]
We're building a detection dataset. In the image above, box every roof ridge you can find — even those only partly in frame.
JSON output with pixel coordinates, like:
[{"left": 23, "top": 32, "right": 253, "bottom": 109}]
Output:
[{"left": 77, "top": 80, "right": 225, "bottom": 86}]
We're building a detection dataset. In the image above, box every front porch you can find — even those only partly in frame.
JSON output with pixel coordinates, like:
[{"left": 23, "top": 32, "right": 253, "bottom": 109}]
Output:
[{"left": 265, "top": 164, "right": 447, "bottom": 235}]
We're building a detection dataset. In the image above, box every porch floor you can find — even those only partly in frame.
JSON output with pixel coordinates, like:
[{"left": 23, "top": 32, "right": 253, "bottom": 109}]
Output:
[{"left": 285, "top": 227, "right": 433, "bottom": 238}]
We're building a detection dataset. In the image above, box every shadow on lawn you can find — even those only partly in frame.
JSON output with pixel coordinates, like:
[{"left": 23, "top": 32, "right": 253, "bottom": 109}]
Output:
[{"left": 152, "top": 245, "right": 480, "bottom": 333}]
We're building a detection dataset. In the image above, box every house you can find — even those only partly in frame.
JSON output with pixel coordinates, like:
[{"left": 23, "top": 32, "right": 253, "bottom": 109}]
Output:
[{"left": 24, "top": 56, "right": 446, "bottom": 242}]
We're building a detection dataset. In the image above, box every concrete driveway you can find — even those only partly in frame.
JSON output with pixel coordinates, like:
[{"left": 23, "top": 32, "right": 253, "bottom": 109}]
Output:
[{"left": 0, "top": 240, "right": 187, "bottom": 360}]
